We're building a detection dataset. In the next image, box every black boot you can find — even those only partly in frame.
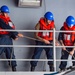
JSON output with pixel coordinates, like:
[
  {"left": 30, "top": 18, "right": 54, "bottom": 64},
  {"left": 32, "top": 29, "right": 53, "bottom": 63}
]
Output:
[
  {"left": 49, "top": 65, "right": 54, "bottom": 71},
  {"left": 60, "top": 68, "right": 66, "bottom": 71},
  {"left": 31, "top": 66, "right": 35, "bottom": 71},
  {"left": 73, "top": 64, "right": 75, "bottom": 66},
  {"left": 8, "top": 61, "right": 11, "bottom": 66},
  {"left": 12, "top": 67, "right": 16, "bottom": 71}
]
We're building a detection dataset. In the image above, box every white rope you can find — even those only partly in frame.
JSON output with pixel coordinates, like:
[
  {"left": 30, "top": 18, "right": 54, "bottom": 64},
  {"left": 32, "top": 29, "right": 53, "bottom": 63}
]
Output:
[{"left": 23, "top": 35, "right": 41, "bottom": 41}]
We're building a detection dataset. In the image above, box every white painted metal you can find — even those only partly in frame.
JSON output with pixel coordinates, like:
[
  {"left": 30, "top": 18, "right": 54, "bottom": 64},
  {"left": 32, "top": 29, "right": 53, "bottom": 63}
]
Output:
[
  {"left": 18, "top": 0, "right": 41, "bottom": 7},
  {"left": 53, "top": 28, "right": 56, "bottom": 72},
  {"left": 0, "top": 29, "right": 75, "bottom": 72}
]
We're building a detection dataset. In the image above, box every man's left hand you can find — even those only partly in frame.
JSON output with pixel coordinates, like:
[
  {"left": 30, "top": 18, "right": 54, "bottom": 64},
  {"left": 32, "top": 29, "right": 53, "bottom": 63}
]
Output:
[
  {"left": 70, "top": 50, "right": 74, "bottom": 56},
  {"left": 18, "top": 33, "right": 24, "bottom": 37}
]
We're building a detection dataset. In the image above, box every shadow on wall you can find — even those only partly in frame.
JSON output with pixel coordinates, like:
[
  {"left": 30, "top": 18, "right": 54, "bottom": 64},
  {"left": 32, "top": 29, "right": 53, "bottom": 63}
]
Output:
[
  {"left": 23, "top": 21, "right": 36, "bottom": 56},
  {"left": 22, "top": 22, "right": 36, "bottom": 71},
  {"left": 14, "top": 0, "right": 18, "bottom": 6},
  {"left": 23, "top": 27, "right": 35, "bottom": 58}
]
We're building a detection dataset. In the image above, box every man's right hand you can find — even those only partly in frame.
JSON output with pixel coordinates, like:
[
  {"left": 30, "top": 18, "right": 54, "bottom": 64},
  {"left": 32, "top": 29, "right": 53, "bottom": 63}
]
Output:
[
  {"left": 62, "top": 47, "right": 66, "bottom": 50},
  {"left": 61, "top": 43, "right": 66, "bottom": 50},
  {"left": 14, "top": 33, "right": 24, "bottom": 40},
  {"left": 14, "top": 37, "right": 18, "bottom": 40},
  {"left": 43, "top": 39, "right": 50, "bottom": 44}
]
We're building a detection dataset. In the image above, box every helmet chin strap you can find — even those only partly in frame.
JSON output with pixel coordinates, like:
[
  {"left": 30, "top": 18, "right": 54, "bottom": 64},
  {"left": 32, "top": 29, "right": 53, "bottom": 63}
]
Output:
[
  {"left": 1, "top": 12, "right": 5, "bottom": 16},
  {"left": 71, "top": 24, "right": 74, "bottom": 27},
  {"left": 68, "top": 24, "right": 74, "bottom": 28},
  {"left": 2, "top": 12, "right": 8, "bottom": 18}
]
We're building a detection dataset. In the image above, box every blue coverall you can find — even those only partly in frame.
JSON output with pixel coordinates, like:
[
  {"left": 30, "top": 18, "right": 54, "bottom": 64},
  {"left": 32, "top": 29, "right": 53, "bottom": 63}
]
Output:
[
  {"left": 0, "top": 19, "right": 18, "bottom": 68},
  {"left": 30, "top": 41, "right": 53, "bottom": 67},
  {"left": 59, "top": 48, "right": 75, "bottom": 69}
]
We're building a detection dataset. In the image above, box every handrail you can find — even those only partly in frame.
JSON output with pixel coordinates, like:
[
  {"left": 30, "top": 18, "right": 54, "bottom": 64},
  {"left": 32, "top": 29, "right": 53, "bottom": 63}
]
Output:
[{"left": 0, "top": 29, "right": 75, "bottom": 72}]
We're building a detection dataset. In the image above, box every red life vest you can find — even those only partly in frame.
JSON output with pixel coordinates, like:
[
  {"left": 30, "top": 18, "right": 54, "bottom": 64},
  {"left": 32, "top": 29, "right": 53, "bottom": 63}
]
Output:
[
  {"left": 38, "top": 18, "right": 54, "bottom": 40},
  {"left": 0, "top": 15, "right": 15, "bottom": 34},
  {"left": 62, "top": 22, "right": 75, "bottom": 46}
]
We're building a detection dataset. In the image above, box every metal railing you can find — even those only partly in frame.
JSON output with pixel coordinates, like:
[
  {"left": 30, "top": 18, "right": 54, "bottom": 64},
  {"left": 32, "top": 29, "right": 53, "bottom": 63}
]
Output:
[{"left": 0, "top": 29, "right": 75, "bottom": 72}]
